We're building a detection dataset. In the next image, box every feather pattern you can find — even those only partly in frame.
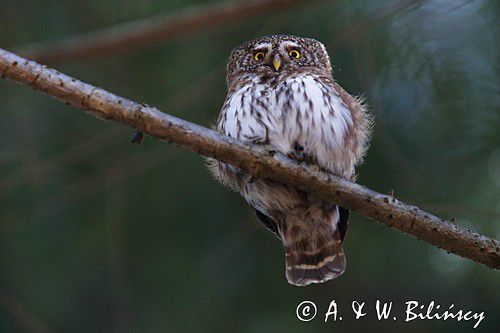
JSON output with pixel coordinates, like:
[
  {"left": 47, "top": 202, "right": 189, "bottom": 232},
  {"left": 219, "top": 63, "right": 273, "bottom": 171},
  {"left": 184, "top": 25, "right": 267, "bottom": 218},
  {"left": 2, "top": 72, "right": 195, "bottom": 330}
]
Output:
[{"left": 209, "top": 35, "right": 371, "bottom": 286}]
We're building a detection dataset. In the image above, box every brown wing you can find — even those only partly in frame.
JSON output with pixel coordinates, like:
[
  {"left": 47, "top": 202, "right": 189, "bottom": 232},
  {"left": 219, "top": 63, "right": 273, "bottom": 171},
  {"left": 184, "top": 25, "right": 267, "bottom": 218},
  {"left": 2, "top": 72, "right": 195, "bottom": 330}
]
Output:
[
  {"left": 338, "top": 206, "right": 350, "bottom": 242},
  {"left": 252, "top": 208, "right": 281, "bottom": 239}
]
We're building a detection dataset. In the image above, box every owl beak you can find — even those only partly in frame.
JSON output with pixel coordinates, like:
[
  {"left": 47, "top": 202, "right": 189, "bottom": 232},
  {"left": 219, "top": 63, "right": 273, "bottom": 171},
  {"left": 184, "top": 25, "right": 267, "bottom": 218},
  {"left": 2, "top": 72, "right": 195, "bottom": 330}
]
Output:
[{"left": 272, "top": 55, "right": 281, "bottom": 71}]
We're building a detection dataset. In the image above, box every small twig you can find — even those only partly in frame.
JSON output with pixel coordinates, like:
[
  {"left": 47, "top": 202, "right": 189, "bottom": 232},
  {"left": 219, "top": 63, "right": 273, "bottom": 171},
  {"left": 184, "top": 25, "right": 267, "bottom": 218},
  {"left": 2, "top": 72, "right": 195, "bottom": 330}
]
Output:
[
  {"left": 0, "top": 48, "right": 499, "bottom": 269},
  {"left": 130, "top": 131, "right": 144, "bottom": 144}
]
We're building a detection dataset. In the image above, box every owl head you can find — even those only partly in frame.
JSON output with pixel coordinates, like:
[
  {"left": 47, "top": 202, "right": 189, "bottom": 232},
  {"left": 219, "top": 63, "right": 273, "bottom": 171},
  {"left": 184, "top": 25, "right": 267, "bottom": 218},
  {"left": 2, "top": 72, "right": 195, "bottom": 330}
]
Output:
[{"left": 226, "top": 35, "right": 332, "bottom": 84}]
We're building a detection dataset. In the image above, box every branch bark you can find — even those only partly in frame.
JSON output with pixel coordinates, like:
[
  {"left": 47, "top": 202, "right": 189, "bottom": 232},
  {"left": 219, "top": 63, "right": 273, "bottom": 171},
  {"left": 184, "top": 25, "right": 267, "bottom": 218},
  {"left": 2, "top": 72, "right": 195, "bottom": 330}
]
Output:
[
  {"left": 1, "top": 48, "right": 499, "bottom": 269},
  {"left": 17, "top": 0, "right": 320, "bottom": 64}
]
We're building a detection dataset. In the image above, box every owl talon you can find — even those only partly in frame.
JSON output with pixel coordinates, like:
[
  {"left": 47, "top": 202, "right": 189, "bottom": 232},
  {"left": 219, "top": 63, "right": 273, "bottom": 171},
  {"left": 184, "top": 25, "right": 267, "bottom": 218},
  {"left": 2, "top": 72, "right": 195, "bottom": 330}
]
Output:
[
  {"left": 288, "top": 142, "right": 306, "bottom": 162},
  {"left": 246, "top": 127, "right": 270, "bottom": 145}
]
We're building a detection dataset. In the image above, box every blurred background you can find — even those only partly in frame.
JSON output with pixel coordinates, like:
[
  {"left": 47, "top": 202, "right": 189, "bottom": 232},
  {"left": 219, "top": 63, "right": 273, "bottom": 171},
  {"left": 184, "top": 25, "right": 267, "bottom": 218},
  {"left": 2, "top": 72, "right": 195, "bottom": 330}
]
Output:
[{"left": 0, "top": 0, "right": 499, "bottom": 332}]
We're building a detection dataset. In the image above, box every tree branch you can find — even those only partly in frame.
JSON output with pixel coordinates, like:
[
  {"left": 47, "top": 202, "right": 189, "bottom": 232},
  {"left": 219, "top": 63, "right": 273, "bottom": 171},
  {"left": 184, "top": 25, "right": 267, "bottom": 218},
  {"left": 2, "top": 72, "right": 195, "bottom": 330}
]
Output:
[
  {"left": 0, "top": 287, "right": 54, "bottom": 333},
  {"left": 17, "top": 0, "right": 320, "bottom": 63},
  {"left": 1, "top": 48, "right": 498, "bottom": 269}
]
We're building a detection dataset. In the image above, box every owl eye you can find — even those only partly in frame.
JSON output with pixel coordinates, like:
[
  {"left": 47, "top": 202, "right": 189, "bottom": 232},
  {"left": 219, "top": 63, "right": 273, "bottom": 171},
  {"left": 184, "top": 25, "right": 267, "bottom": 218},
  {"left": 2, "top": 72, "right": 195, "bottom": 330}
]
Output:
[
  {"left": 288, "top": 49, "right": 301, "bottom": 59},
  {"left": 254, "top": 51, "right": 265, "bottom": 61}
]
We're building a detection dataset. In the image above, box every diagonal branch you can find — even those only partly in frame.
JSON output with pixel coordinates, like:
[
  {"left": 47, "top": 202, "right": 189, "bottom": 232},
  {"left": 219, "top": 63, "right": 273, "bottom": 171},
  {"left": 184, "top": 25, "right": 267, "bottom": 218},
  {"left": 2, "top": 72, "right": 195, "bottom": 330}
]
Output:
[
  {"left": 0, "top": 287, "right": 54, "bottom": 333},
  {"left": 16, "top": 0, "right": 320, "bottom": 64},
  {"left": 0, "top": 48, "right": 499, "bottom": 269}
]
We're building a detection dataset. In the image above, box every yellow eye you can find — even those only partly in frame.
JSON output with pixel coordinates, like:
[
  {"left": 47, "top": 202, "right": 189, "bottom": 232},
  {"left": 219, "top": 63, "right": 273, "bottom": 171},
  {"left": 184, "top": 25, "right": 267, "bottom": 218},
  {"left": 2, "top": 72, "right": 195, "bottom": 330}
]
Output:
[
  {"left": 254, "top": 51, "right": 265, "bottom": 61},
  {"left": 289, "top": 49, "right": 301, "bottom": 59}
]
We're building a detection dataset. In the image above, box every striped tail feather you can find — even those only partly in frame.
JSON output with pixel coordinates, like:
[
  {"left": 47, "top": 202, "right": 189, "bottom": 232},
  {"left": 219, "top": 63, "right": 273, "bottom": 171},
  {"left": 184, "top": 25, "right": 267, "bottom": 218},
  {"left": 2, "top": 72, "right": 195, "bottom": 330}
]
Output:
[{"left": 282, "top": 216, "right": 346, "bottom": 286}]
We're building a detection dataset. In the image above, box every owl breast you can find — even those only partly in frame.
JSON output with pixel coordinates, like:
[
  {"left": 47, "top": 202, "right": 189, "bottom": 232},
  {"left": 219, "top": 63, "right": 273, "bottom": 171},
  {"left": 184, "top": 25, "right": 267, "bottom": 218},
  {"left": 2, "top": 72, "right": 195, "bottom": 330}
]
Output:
[{"left": 218, "top": 73, "right": 356, "bottom": 177}]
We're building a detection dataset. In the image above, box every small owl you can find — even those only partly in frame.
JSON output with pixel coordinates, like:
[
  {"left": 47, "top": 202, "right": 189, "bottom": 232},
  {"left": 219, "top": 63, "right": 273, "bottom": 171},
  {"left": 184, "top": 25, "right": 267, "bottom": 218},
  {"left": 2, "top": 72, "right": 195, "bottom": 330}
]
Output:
[{"left": 209, "top": 35, "right": 371, "bottom": 286}]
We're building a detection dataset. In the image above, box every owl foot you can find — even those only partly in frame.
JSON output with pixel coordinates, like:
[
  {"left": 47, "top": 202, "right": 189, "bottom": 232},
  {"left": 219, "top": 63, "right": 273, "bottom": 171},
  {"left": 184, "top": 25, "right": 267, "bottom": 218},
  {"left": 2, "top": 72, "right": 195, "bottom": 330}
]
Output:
[
  {"left": 287, "top": 142, "right": 306, "bottom": 162},
  {"left": 246, "top": 127, "right": 270, "bottom": 145}
]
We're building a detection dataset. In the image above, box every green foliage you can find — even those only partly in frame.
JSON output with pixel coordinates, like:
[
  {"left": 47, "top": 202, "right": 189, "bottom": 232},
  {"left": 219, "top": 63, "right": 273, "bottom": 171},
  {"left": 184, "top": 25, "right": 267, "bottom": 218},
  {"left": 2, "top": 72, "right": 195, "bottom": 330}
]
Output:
[{"left": 0, "top": 0, "right": 498, "bottom": 332}]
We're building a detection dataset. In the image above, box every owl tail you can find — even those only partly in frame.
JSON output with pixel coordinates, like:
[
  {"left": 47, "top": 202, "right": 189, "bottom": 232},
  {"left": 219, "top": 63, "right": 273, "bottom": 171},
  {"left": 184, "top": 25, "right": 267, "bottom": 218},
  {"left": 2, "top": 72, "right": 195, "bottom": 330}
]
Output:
[{"left": 281, "top": 215, "right": 346, "bottom": 286}]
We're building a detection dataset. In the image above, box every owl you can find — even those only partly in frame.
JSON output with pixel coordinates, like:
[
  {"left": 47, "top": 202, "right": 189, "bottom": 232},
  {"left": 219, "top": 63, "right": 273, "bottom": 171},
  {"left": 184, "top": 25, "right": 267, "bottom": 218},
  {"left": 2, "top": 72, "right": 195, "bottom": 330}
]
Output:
[{"left": 209, "top": 35, "right": 371, "bottom": 286}]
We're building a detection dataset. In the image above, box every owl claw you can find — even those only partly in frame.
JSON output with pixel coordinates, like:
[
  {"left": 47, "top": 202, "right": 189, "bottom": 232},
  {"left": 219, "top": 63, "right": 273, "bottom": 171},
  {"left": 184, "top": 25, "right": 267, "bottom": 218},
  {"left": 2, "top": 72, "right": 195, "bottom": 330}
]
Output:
[
  {"left": 288, "top": 142, "right": 306, "bottom": 162},
  {"left": 247, "top": 127, "right": 270, "bottom": 145}
]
